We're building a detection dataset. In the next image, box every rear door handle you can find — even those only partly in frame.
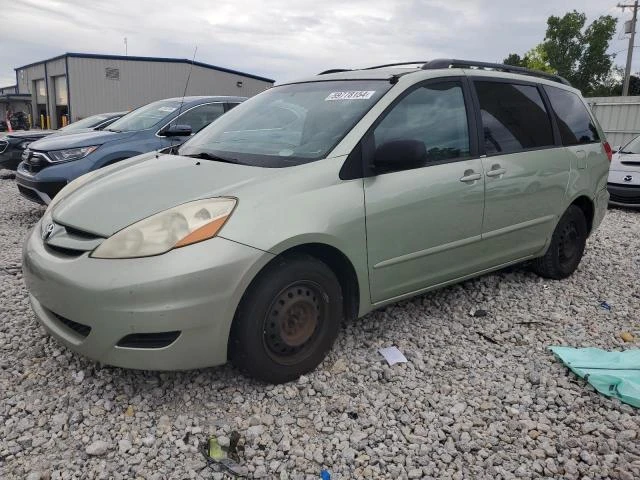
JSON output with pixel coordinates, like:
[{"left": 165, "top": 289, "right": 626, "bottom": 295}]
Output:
[
  {"left": 459, "top": 171, "right": 482, "bottom": 183},
  {"left": 486, "top": 166, "right": 506, "bottom": 177}
]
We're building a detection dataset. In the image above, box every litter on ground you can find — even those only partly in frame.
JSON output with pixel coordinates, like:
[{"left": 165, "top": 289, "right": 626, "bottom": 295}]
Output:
[{"left": 550, "top": 346, "right": 640, "bottom": 408}]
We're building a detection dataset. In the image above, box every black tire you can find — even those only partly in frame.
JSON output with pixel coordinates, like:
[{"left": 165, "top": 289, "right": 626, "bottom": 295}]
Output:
[
  {"left": 532, "top": 205, "right": 587, "bottom": 279},
  {"left": 229, "top": 253, "right": 343, "bottom": 384}
]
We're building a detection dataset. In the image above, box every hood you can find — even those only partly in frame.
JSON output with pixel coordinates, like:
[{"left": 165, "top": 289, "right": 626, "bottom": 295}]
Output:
[
  {"left": 48, "top": 127, "right": 97, "bottom": 137},
  {"left": 53, "top": 154, "right": 278, "bottom": 237},
  {"left": 611, "top": 152, "right": 640, "bottom": 171},
  {"left": 5, "top": 130, "right": 56, "bottom": 141},
  {"left": 28, "top": 129, "right": 138, "bottom": 151}
]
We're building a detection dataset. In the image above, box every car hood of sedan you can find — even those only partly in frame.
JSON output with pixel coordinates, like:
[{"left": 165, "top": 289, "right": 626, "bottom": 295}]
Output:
[
  {"left": 5, "top": 130, "right": 57, "bottom": 141},
  {"left": 52, "top": 153, "right": 279, "bottom": 237},
  {"left": 28, "top": 129, "right": 138, "bottom": 151},
  {"left": 610, "top": 153, "right": 640, "bottom": 171}
]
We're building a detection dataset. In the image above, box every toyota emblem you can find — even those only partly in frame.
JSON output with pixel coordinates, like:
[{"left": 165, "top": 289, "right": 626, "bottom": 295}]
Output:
[
  {"left": 42, "top": 223, "right": 55, "bottom": 240},
  {"left": 624, "top": 175, "right": 633, "bottom": 182}
]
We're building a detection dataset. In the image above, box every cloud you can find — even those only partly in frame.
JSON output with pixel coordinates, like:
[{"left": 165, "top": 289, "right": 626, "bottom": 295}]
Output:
[{"left": 0, "top": 0, "right": 633, "bottom": 88}]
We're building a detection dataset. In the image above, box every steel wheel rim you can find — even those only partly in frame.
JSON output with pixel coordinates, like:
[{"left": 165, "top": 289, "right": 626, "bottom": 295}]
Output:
[
  {"left": 262, "top": 281, "right": 326, "bottom": 365},
  {"left": 558, "top": 221, "right": 579, "bottom": 266}
]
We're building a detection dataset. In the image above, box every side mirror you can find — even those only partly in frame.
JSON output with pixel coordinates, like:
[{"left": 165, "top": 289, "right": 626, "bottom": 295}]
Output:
[
  {"left": 159, "top": 124, "right": 192, "bottom": 137},
  {"left": 373, "top": 140, "right": 427, "bottom": 172}
]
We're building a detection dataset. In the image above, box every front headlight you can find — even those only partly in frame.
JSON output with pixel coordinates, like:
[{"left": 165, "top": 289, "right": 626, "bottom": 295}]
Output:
[
  {"left": 91, "top": 197, "right": 237, "bottom": 259},
  {"left": 49, "top": 145, "right": 99, "bottom": 163}
]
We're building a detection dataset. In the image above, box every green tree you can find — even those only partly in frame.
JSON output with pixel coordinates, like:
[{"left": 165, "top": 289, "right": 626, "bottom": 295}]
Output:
[
  {"left": 503, "top": 10, "right": 617, "bottom": 95},
  {"left": 503, "top": 53, "right": 524, "bottom": 67}
]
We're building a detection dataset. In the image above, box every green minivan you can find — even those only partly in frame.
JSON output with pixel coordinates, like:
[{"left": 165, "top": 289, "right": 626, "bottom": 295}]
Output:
[{"left": 22, "top": 59, "right": 611, "bottom": 383}]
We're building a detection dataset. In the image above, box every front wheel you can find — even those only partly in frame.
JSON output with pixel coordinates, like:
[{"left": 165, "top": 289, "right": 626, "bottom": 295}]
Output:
[
  {"left": 532, "top": 205, "right": 587, "bottom": 279},
  {"left": 229, "top": 253, "right": 343, "bottom": 384}
]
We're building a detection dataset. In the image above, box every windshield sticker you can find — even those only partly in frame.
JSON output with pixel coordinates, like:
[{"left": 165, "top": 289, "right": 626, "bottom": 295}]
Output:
[
  {"left": 325, "top": 91, "right": 376, "bottom": 101},
  {"left": 158, "top": 106, "right": 177, "bottom": 113}
]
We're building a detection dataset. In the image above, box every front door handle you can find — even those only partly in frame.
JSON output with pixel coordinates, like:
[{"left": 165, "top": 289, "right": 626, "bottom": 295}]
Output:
[
  {"left": 486, "top": 165, "right": 506, "bottom": 177},
  {"left": 459, "top": 170, "right": 482, "bottom": 183}
]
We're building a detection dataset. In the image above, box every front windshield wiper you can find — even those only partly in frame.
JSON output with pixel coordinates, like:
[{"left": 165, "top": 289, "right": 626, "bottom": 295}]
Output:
[
  {"left": 619, "top": 150, "right": 635, "bottom": 154},
  {"left": 182, "top": 152, "right": 241, "bottom": 164},
  {"left": 105, "top": 128, "right": 122, "bottom": 133}
]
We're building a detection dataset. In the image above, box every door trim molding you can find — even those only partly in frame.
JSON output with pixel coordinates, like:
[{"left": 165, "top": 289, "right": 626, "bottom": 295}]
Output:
[
  {"left": 373, "top": 234, "right": 482, "bottom": 269},
  {"left": 482, "top": 214, "right": 556, "bottom": 240}
]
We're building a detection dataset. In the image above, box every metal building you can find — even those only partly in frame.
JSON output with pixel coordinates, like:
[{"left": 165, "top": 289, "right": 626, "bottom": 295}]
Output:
[
  {"left": 11, "top": 52, "right": 275, "bottom": 129},
  {"left": 0, "top": 85, "right": 31, "bottom": 123},
  {"left": 586, "top": 96, "right": 640, "bottom": 148}
]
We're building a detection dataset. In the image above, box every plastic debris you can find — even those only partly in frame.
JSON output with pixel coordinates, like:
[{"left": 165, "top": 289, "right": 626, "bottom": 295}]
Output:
[
  {"left": 320, "top": 469, "right": 331, "bottom": 480},
  {"left": 550, "top": 346, "right": 640, "bottom": 408},
  {"left": 202, "top": 433, "right": 247, "bottom": 477},
  {"left": 378, "top": 346, "right": 408, "bottom": 366},
  {"left": 621, "top": 332, "right": 635, "bottom": 343},
  {"left": 600, "top": 301, "right": 612, "bottom": 311},
  {"left": 208, "top": 437, "right": 225, "bottom": 461},
  {"left": 124, "top": 405, "right": 134, "bottom": 417},
  {"left": 469, "top": 309, "right": 488, "bottom": 318}
]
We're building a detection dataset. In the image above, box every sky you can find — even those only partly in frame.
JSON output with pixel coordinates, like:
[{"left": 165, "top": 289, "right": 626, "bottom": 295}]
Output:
[{"left": 0, "top": 0, "right": 636, "bottom": 88}]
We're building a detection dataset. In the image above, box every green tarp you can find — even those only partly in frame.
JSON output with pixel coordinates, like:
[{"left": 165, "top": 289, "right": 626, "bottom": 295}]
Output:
[{"left": 550, "top": 346, "right": 640, "bottom": 408}]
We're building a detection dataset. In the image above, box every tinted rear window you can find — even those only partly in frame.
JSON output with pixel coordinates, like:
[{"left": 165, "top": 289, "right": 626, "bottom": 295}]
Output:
[
  {"left": 475, "top": 81, "right": 554, "bottom": 155},
  {"left": 544, "top": 86, "right": 599, "bottom": 145}
]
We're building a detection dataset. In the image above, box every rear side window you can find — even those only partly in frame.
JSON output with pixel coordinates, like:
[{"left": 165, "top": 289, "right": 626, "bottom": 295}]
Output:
[
  {"left": 170, "top": 103, "right": 225, "bottom": 134},
  {"left": 373, "top": 81, "right": 470, "bottom": 163},
  {"left": 544, "top": 86, "right": 599, "bottom": 145},
  {"left": 475, "top": 81, "right": 554, "bottom": 155}
]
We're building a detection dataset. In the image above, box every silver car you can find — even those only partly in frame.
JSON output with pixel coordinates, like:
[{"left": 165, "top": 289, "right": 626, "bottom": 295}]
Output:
[{"left": 608, "top": 136, "right": 640, "bottom": 207}]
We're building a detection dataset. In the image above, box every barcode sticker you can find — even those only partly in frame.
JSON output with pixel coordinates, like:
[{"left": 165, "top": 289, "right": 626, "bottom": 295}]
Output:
[{"left": 325, "top": 91, "right": 376, "bottom": 101}]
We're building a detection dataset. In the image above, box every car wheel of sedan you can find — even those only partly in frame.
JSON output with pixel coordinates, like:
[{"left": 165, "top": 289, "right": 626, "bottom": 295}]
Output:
[
  {"left": 229, "top": 253, "right": 343, "bottom": 384},
  {"left": 532, "top": 205, "right": 587, "bottom": 279}
]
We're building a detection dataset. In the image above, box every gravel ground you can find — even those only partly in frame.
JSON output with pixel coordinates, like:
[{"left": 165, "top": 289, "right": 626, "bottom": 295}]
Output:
[{"left": 1, "top": 171, "right": 639, "bottom": 480}]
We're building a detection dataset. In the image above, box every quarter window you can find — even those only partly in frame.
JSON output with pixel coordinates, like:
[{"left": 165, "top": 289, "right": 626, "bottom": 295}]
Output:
[
  {"left": 544, "top": 86, "right": 599, "bottom": 145},
  {"left": 171, "top": 103, "right": 225, "bottom": 134},
  {"left": 373, "top": 81, "right": 471, "bottom": 163},
  {"left": 475, "top": 81, "right": 554, "bottom": 155}
]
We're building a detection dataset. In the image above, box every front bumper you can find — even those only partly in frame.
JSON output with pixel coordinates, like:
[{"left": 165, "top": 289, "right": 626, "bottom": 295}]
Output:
[
  {"left": 22, "top": 225, "right": 272, "bottom": 370},
  {"left": 16, "top": 164, "right": 67, "bottom": 204},
  {"left": 607, "top": 182, "right": 640, "bottom": 207},
  {"left": 0, "top": 148, "right": 23, "bottom": 170}
]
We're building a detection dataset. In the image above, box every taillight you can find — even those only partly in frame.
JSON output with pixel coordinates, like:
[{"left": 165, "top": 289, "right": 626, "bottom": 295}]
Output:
[{"left": 603, "top": 142, "right": 613, "bottom": 162}]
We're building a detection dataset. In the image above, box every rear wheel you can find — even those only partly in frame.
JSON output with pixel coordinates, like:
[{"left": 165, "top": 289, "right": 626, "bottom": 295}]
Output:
[
  {"left": 229, "top": 253, "right": 343, "bottom": 384},
  {"left": 532, "top": 205, "right": 587, "bottom": 279}
]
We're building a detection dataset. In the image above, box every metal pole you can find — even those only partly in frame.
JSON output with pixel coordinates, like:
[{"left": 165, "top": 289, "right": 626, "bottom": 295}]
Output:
[{"left": 623, "top": 0, "right": 639, "bottom": 96}]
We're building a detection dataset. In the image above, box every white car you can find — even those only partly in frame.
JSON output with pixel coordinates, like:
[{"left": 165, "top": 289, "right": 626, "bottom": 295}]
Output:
[{"left": 608, "top": 136, "right": 640, "bottom": 207}]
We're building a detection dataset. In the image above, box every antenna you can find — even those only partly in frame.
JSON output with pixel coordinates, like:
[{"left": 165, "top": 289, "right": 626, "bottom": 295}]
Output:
[{"left": 175, "top": 46, "right": 198, "bottom": 121}]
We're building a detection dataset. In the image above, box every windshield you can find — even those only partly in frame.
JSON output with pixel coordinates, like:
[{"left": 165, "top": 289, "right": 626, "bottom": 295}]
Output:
[
  {"left": 106, "top": 100, "right": 182, "bottom": 132},
  {"left": 620, "top": 135, "right": 640, "bottom": 154},
  {"left": 60, "top": 114, "right": 111, "bottom": 131},
  {"left": 179, "top": 80, "right": 392, "bottom": 166}
]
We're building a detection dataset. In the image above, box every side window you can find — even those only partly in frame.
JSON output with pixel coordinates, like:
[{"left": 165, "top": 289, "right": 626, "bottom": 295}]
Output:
[
  {"left": 475, "top": 81, "right": 554, "bottom": 155},
  {"left": 544, "top": 86, "right": 599, "bottom": 145},
  {"left": 373, "top": 81, "right": 470, "bottom": 163},
  {"left": 172, "top": 103, "right": 225, "bottom": 134}
]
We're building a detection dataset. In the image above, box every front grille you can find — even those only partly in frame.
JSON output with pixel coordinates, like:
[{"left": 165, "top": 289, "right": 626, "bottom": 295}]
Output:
[
  {"left": 0, "top": 140, "right": 8, "bottom": 154},
  {"left": 117, "top": 331, "right": 181, "bottom": 349},
  {"left": 17, "top": 185, "right": 45, "bottom": 204},
  {"left": 45, "top": 244, "right": 86, "bottom": 257},
  {"left": 50, "top": 311, "right": 92, "bottom": 338},
  {"left": 610, "top": 192, "right": 640, "bottom": 204}
]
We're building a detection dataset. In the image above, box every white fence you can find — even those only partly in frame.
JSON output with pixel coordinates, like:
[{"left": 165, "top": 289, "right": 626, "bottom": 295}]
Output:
[{"left": 586, "top": 96, "right": 640, "bottom": 148}]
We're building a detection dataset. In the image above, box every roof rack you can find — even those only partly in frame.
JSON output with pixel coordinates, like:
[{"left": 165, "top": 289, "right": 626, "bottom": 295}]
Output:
[
  {"left": 362, "top": 61, "right": 430, "bottom": 70},
  {"left": 422, "top": 58, "right": 571, "bottom": 86},
  {"left": 318, "top": 69, "right": 352, "bottom": 75}
]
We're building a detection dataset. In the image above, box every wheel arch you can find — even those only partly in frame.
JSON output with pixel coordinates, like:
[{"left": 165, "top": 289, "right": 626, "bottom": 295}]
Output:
[
  {"left": 234, "top": 242, "right": 361, "bottom": 325},
  {"left": 569, "top": 195, "right": 595, "bottom": 234}
]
